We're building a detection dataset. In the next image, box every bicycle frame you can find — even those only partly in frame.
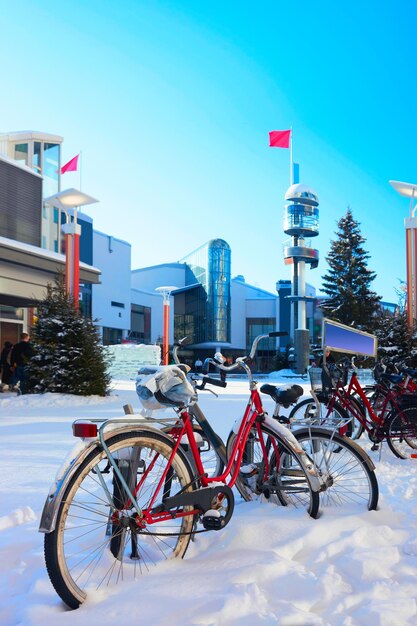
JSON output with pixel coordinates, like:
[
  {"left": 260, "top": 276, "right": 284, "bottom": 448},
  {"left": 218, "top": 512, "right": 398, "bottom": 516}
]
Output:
[
  {"left": 323, "top": 371, "right": 404, "bottom": 437},
  {"left": 155, "top": 387, "right": 284, "bottom": 495}
]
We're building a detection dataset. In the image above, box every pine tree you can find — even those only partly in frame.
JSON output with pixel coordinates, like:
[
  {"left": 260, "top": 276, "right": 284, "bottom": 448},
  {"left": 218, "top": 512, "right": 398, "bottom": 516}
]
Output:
[
  {"left": 320, "top": 209, "right": 381, "bottom": 330},
  {"left": 374, "top": 310, "right": 415, "bottom": 367},
  {"left": 27, "top": 279, "right": 111, "bottom": 396}
]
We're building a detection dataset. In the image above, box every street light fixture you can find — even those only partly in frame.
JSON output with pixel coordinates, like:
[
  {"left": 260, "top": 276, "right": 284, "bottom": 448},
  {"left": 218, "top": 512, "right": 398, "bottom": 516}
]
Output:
[
  {"left": 44, "top": 188, "right": 98, "bottom": 306},
  {"left": 155, "top": 286, "right": 178, "bottom": 365},
  {"left": 389, "top": 180, "right": 417, "bottom": 329}
]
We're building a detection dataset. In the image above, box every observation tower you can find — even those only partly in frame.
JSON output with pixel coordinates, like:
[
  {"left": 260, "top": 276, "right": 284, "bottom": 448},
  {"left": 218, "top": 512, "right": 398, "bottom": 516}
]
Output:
[{"left": 283, "top": 184, "right": 319, "bottom": 373}]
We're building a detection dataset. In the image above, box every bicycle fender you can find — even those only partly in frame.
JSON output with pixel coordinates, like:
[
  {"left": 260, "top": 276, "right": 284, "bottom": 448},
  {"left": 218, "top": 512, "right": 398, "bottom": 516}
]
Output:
[
  {"left": 39, "top": 439, "right": 96, "bottom": 533},
  {"left": 294, "top": 426, "right": 376, "bottom": 472},
  {"left": 39, "top": 424, "right": 179, "bottom": 534}
]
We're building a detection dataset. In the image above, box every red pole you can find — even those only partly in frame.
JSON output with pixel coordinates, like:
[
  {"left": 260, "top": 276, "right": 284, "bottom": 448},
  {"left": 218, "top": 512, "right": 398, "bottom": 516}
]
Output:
[
  {"left": 163, "top": 301, "right": 169, "bottom": 365},
  {"left": 65, "top": 232, "right": 72, "bottom": 295},
  {"left": 62, "top": 220, "right": 81, "bottom": 309},
  {"left": 73, "top": 231, "right": 80, "bottom": 306}
]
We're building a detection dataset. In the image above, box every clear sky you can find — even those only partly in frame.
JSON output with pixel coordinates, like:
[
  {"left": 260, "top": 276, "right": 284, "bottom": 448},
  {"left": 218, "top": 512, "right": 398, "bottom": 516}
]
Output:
[{"left": 1, "top": 0, "right": 416, "bottom": 302}]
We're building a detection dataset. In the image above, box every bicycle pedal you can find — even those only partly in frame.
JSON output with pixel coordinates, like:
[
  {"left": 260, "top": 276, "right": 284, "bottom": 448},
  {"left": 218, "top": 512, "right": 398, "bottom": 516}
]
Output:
[
  {"left": 371, "top": 444, "right": 379, "bottom": 452},
  {"left": 202, "top": 509, "right": 225, "bottom": 531}
]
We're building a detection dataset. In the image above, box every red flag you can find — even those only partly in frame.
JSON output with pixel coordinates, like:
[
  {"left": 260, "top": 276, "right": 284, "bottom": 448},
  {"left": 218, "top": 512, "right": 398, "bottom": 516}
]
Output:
[
  {"left": 61, "top": 154, "right": 79, "bottom": 174},
  {"left": 268, "top": 130, "right": 291, "bottom": 148}
]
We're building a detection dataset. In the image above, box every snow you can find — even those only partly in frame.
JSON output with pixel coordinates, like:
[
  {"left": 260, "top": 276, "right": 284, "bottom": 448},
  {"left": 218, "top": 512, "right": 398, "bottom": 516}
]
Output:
[{"left": 2, "top": 376, "right": 417, "bottom": 625}]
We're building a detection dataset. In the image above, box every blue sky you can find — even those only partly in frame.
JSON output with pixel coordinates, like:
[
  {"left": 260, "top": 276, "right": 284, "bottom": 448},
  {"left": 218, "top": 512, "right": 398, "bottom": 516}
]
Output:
[{"left": 1, "top": 0, "right": 416, "bottom": 302}]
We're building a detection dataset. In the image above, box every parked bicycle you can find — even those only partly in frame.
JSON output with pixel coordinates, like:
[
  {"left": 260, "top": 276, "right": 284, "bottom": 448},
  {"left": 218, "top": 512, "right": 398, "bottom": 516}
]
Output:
[
  {"left": 289, "top": 359, "right": 417, "bottom": 459},
  {"left": 40, "top": 332, "right": 324, "bottom": 609}
]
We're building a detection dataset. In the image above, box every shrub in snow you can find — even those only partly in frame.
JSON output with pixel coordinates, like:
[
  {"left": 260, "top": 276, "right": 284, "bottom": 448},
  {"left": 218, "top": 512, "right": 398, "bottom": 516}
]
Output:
[{"left": 26, "top": 280, "right": 111, "bottom": 396}]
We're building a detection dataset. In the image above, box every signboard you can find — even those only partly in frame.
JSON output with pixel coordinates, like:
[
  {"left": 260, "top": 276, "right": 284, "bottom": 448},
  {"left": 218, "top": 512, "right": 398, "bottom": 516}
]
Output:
[{"left": 322, "top": 318, "right": 377, "bottom": 357}]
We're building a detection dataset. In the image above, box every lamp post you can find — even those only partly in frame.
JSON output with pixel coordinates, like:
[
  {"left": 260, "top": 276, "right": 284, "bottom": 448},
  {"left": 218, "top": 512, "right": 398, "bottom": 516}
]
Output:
[
  {"left": 44, "top": 188, "right": 98, "bottom": 306},
  {"left": 389, "top": 180, "right": 417, "bottom": 329},
  {"left": 155, "top": 286, "right": 178, "bottom": 365}
]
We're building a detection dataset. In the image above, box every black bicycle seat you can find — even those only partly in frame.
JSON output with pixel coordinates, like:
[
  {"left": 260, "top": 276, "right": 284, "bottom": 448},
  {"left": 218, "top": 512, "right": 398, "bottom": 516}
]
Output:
[{"left": 260, "top": 384, "right": 304, "bottom": 408}]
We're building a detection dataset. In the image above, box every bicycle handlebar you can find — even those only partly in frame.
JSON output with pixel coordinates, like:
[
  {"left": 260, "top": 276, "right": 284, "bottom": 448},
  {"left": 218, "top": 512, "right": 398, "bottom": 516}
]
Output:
[
  {"left": 194, "top": 376, "right": 227, "bottom": 390},
  {"left": 172, "top": 331, "right": 288, "bottom": 387}
]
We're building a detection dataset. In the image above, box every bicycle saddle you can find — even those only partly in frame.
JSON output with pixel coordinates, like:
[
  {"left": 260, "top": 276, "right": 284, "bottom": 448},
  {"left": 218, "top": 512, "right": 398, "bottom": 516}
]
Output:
[{"left": 260, "top": 384, "right": 303, "bottom": 408}]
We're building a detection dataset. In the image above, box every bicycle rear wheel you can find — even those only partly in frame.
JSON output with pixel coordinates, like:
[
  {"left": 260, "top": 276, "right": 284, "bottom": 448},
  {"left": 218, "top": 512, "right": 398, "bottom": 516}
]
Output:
[
  {"left": 226, "top": 424, "right": 320, "bottom": 518},
  {"left": 44, "top": 430, "right": 196, "bottom": 609},
  {"left": 292, "top": 429, "right": 378, "bottom": 511},
  {"left": 386, "top": 407, "right": 417, "bottom": 459}
]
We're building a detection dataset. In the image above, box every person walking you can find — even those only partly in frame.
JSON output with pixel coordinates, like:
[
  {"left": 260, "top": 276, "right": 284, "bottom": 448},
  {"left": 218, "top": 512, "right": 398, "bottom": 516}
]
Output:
[
  {"left": 0, "top": 341, "right": 14, "bottom": 391},
  {"left": 194, "top": 358, "right": 203, "bottom": 374},
  {"left": 10, "top": 332, "right": 35, "bottom": 395},
  {"left": 319, "top": 349, "right": 335, "bottom": 366}
]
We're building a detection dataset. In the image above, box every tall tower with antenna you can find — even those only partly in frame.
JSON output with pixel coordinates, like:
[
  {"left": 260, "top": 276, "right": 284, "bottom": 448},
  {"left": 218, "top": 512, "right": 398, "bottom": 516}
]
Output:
[{"left": 283, "top": 183, "right": 319, "bottom": 373}]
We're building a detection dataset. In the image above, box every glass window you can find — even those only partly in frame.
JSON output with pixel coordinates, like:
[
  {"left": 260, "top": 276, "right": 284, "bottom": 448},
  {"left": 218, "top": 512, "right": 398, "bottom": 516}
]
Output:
[
  {"left": 33, "top": 141, "right": 42, "bottom": 173},
  {"left": 53, "top": 208, "right": 59, "bottom": 224},
  {"left": 14, "top": 143, "right": 28, "bottom": 166},
  {"left": 131, "top": 305, "right": 151, "bottom": 343},
  {"left": 0, "top": 306, "right": 24, "bottom": 320},
  {"left": 43, "top": 142, "right": 60, "bottom": 197}
]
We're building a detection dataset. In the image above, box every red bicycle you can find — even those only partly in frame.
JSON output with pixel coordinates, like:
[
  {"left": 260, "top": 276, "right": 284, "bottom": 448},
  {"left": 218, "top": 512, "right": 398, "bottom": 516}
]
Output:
[
  {"left": 291, "top": 361, "right": 417, "bottom": 459},
  {"left": 40, "top": 332, "right": 322, "bottom": 608}
]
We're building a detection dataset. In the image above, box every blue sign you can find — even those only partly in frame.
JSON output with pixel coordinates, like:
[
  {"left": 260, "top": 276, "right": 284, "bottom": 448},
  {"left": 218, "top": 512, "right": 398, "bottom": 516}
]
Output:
[{"left": 322, "top": 319, "right": 377, "bottom": 357}]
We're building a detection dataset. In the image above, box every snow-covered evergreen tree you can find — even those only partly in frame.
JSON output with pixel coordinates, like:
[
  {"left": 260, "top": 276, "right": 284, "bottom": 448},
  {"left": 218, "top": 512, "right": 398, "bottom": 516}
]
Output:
[
  {"left": 320, "top": 209, "right": 381, "bottom": 330},
  {"left": 27, "top": 280, "right": 111, "bottom": 396},
  {"left": 374, "top": 310, "right": 417, "bottom": 368}
]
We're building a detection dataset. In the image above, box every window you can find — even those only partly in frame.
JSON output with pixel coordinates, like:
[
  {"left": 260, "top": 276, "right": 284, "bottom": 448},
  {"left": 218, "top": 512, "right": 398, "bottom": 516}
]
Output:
[
  {"left": 111, "top": 301, "right": 125, "bottom": 308},
  {"left": 33, "top": 142, "right": 41, "bottom": 173},
  {"left": 14, "top": 143, "right": 28, "bottom": 166},
  {"left": 43, "top": 142, "right": 60, "bottom": 197},
  {"left": 53, "top": 208, "right": 59, "bottom": 224},
  {"left": 131, "top": 305, "right": 151, "bottom": 343},
  {"left": 102, "top": 327, "right": 123, "bottom": 345}
]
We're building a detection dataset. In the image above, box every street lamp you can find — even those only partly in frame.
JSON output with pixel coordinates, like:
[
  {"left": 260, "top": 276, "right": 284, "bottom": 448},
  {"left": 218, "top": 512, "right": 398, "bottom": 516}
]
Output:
[
  {"left": 155, "top": 286, "right": 178, "bottom": 365},
  {"left": 44, "top": 188, "right": 98, "bottom": 306},
  {"left": 389, "top": 180, "right": 417, "bottom": 329}
]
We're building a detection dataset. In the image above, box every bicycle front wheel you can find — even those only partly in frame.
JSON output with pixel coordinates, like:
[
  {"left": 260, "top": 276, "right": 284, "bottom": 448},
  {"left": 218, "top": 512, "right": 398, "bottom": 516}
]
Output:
[
  {"left": 293, "top": 429, "right": 379, "bottom": 511},
  {"left": 386, "top": 407, "right": 417, "bottom": 459},
  {"left": 226, "top": 425, "right": 320, "bottom": 518},
  {"left": 44, "top": 430, "right": 197, "bottom": 609}
]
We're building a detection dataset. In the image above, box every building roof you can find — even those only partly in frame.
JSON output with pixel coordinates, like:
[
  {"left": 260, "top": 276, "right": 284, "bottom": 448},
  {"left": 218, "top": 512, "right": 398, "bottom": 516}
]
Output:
[{"left": 0, "top": 130, "right": 63, "bottom": 143}]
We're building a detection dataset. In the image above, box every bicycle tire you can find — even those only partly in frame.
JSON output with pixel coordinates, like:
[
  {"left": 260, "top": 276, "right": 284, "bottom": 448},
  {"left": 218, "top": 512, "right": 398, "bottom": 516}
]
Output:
[
  {"left": 292, "top": 429, "right": 379, "bottom": 511},
  {"left": 288, "top": 397, "right": 355, "bottom": 438},
  {"left": 44, "top": 430, "right": 197, "bottom": 609},
  {"left": 226, "top": 424, "right": 320, "bottom": 519},
  {"left": 386, "top": 407, "right": 417, "bottom": 459}
]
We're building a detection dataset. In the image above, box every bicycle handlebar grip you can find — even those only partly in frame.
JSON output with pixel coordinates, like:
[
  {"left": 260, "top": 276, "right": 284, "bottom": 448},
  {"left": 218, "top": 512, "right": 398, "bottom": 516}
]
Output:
[
  {"left": 203, "top": 376, "right": 227, "bottom": 388},
  {"left": 268, "top": 331, "right": 288, "bottom": 337}
]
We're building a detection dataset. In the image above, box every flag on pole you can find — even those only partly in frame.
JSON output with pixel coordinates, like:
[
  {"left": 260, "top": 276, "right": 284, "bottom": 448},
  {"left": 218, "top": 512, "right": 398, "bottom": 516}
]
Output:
[
  {"left": 268, "top": 130, "right": 291, "bottom": 148},
  {"left": 61, "top": 154, "right": 79, "bottom": 174}
]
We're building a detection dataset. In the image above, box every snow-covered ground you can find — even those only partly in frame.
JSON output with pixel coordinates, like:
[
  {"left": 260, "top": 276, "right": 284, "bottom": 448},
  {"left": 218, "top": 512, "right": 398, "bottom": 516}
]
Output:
[{"left": 2, "top": 376, "right": 417, "bottom": 625}]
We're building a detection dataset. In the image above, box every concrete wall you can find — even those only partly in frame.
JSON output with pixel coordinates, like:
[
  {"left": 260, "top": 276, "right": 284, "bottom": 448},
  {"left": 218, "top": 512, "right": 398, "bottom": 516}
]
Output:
[{"left": 92, "top": 231, "right": 131, "bottom": 336}]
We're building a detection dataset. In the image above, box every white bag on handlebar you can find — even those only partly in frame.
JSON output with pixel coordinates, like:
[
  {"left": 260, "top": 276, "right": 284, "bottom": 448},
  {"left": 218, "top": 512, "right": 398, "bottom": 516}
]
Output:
[{"left": 136, "top": 365, "right": 197, "bottom": 410}]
